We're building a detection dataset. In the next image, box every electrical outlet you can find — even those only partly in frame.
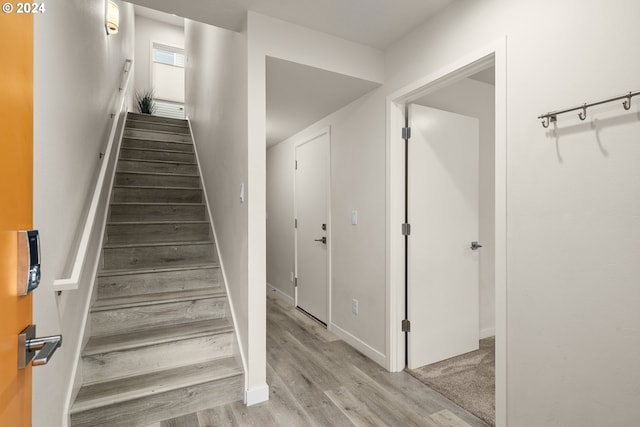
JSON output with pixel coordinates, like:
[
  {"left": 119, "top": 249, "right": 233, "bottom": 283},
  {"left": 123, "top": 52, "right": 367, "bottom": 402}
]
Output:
[{"left": 352, "top": 298, "right": 359, "bottom": 315}]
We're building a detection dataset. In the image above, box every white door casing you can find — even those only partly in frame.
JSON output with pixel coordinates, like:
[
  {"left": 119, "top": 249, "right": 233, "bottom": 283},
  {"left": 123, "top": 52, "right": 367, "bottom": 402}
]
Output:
[
  {"left": 407, "top": 104, "right": 480, "bottom": 369},
  {"left": 294, "top": 130, "right": 330, "bottom": 323}
]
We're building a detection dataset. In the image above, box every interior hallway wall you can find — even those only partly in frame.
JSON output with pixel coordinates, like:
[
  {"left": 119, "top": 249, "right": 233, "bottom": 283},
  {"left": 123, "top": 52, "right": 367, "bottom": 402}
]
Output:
[
  {"left": 32, "top": 1, "right": 135, "bottom": 425},
  {"left": 133, "top": 15, "right": 184, "bottom": 98},
  {"left": 183, "top": 18, "right": 251, "bottom": 398},
  {"left": 415, "top": 77, "right": 496, "bottom": 339}
]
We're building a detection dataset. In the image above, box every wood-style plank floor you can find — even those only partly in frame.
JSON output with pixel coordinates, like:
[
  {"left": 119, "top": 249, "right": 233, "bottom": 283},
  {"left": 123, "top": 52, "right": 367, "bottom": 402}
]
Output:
[{"left": 147, "top": 290, "right": 490, "bottom": 427}]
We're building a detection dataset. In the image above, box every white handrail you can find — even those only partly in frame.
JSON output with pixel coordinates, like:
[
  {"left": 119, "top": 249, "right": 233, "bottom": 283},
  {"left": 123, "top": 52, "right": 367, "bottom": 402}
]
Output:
[{"left": 53, "top": 59, "right": 133, "bottom": 291}]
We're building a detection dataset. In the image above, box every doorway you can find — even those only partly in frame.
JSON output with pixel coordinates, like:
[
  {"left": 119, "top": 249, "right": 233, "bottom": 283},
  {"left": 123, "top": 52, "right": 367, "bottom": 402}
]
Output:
[
  {"left": 294, "top": 129, "right": 331, "bottom": 324},
  {"left": 386, "top": 39, "right": 507, "bottom": 426}
]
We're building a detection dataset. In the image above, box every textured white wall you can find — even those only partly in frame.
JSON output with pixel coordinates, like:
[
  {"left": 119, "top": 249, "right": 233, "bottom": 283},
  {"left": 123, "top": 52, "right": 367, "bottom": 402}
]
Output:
[
  {"left": 183, "top": 19, "right": 252, "bottom": 398},
  {"left": 133, "top": 15, "right": 183, "bottom": 98},
  {"left": 415, "top": 78, "right": 496, "bottom": 339},
  {"left": 32, "top": 1, "right": 135, "bottom": 426}
]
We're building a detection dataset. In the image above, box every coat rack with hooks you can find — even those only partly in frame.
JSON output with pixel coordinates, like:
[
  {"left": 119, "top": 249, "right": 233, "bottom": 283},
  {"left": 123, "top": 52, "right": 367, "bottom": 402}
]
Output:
[{"left": 538, "top": 90, "right": 639, "bottom": 128}]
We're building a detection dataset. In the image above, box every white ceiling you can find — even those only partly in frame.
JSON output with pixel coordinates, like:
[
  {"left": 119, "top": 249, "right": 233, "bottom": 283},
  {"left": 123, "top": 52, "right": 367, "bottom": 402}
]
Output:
[
  {"left": 125, "top": 0, "right": 455, "bottom": 49},
  {"left": 266, "top": 58, "right": 380, "bottom": 146},
  {"left": 134, "top": 5, "right": 185, "bottom": 28},
  {"left": 468, "top": 66, "right": 495, "bottom": 86}
]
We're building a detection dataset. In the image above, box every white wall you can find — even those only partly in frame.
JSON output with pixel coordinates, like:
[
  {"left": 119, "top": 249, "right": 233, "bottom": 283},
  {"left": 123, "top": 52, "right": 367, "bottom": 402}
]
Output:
[
  {"left": 266, "top": 142, "right": 294, "bottom": 298},
  {"left": 385, "top": 1, "right": 640, "bottom": 424},
  {"left": 415, "top": 77, "right": 496, "bottom": 338},
  {"left": 183, "top": 19, "right": 253, "bottom": 399},
  {"left": 259, "top": 0, "right": 640, "bottom": 424},
  {"left": 32, "top": 1, "right": 135, "bottom": 426},
  {"left": 134, "top": 15, "right": 183, "bottom": 97}
]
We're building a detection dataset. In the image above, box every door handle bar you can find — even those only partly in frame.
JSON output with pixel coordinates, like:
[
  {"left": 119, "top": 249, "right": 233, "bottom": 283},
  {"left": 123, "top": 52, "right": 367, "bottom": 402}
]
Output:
[{"left": 314, "top": 237, "right": 327, "bottom": 244}]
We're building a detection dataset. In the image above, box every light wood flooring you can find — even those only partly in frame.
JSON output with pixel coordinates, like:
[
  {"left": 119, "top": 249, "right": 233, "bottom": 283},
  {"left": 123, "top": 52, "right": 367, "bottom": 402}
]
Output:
[{"left": 145, "top": 290, "right": 490, "bottom": 426}]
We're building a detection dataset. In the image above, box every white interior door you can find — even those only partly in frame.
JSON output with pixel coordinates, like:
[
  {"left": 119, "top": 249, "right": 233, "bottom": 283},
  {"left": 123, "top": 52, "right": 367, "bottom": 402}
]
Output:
[
  {"left": 407, "top": 104, "right": 480, "bottom": 369},
  {"left": 295, "top": 131, "right": 329, "bottom": 323}
]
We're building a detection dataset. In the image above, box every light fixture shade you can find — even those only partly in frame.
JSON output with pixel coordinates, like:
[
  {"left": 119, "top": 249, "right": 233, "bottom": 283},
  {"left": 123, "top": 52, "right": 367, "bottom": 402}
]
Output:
[{"left": 106, "top": 0, "right": 119, "bottom": 35}]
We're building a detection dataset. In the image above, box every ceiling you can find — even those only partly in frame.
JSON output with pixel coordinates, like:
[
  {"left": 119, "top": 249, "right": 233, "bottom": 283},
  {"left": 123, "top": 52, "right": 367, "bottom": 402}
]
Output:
[
  {"left": 468, "top": 66, "right": 495, "bottom": 86},
  {"left": 126, "top": 0, "right": 455, "bottom": 49},
  {"left": 266, "top": 58, "right": 380, "bottom": 146},
  {"left": 134, "top": 5, "right": 185, "bottom": 28}
]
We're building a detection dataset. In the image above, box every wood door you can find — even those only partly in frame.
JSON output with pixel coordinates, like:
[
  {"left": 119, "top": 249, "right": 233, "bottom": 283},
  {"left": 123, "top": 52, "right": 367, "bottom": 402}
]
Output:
[
  {"left": 0, "top": 10, "right": 34, "bottom": 427},
  {"left": 295, "top": 131, "right": 330, "bottom": 323},
  {"left": 407, "top": 104, "right": 480, "bottom": 369}
]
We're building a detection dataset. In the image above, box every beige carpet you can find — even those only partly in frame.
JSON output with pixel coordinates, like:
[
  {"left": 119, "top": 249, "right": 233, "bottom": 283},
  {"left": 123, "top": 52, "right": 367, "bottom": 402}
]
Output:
[{"left": 407, "top": 337, "right": 495, "bottom": 426}]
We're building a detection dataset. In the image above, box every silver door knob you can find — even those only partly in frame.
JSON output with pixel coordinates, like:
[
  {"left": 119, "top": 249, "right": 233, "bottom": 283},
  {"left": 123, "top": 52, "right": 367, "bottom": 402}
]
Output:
[{"left": 470, "top": 241, "right": 483, "bottom": 250}]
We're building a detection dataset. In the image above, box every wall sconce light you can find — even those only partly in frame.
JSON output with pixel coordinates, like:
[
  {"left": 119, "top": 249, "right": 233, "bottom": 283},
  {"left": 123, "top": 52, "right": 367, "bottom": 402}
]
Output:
[{"left": 106, "top": 0, "right": 119, "bottom": 35}]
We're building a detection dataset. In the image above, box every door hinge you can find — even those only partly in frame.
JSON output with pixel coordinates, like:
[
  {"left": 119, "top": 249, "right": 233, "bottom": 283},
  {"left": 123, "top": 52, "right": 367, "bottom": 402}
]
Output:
[
  {"left": 295, "top": 218, "right": 298, "bottom": 228},
  {"left": 294, "top": 277, "right": 298, "bottom": 287},
  {"left": 295, "top": 160, "right": 298, "bottom": 170},
  {"left": 401, "top": 223, "right": 411, "bottom": 236},
  {"left": 402, "top": 127, "right": 411, "bottom": 140},
  {"left": 402, "top": 319, "right": 411, "bottom": 332}
]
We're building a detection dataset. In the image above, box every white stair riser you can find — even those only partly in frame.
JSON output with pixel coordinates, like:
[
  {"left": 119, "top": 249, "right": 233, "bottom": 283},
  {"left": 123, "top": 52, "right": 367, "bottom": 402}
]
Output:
[
  {"left": 109, "top": 204, "right": 206, "bottom": 222},
  {"left": 106, "top": 223, "right": 210, "bottom": 244},
  {"left": 124, "top": 129, "right": 192, "bottom": 143},
  {"left": 82, "top": 333, "right": 234, "bottom": 385},
  {"left": 102, "top": 243, "right": 215, "bottom": 270},
  {"left": 115, "top": 172, "right": 200, "bottom": 188},
  {"left": 117, "top": 160, "right": 198, "bottom": 175},
  {"left": 120, "top": 148, "right": 195, "bottom": 163},
  {"left": 112, "top": 187, "right": 202, "bottom": 203},
  {"left": 70, "top": 375, "right": 243, "bottom": 427},
  {"left": 98, "top": 268, "right": 219, "bottom": 298},
  {"left": 91, "top": 298, "right": 228, "bottom": 336}
]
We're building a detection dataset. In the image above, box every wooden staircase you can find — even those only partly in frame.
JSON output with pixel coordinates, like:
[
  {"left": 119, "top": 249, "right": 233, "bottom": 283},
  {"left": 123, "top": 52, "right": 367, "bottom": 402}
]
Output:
[{"left": 69, "top": 113, "right": 243, "bottom": 427}]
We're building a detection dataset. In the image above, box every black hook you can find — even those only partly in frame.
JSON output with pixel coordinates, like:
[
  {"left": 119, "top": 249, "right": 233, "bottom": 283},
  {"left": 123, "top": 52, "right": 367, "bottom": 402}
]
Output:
[
  {"left": 623, "top": 93, "right": 632, "bottom": 110},
  {"left": 578, "top": 104, "right": 588, "bottom": 121},
  {"left": 540, "top": 115, "right": 556, "bottom": 128}
]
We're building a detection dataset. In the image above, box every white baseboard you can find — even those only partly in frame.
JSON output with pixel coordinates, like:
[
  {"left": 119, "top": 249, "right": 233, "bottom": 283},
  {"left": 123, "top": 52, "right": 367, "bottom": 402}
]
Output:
[
  {"left": 266, "top": 283, "right": 294, "bottom": 306},
  {"left": 480, "top": 327, "right": 495, "bottom": 339},
  {"left": 245, "top": 383, "right": 270, "bottom": 406},
  {"left": 329, "top": 322, "right": 387, "bottom": 368}
]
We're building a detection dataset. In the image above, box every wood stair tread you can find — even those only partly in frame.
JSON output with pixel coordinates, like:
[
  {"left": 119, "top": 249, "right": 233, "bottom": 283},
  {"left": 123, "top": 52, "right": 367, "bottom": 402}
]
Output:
[
  {"left": 103, "top": 240, "right": 213, "bottom": 249},
  {"left": 126, "top": 119, "right": 188, "bottom": 129},
  {"left": 113, "top": 184, "right": 201, "bottom": 191},
  {"left": 107, "top": 220, "right": 209, "bottom": 225},
  {"left": 98, "top": 263, "right": 218, "bottom": 277},
  {"left": 83, "top": 318, "right": 233, "bottom": 356},
  {"left": 91, "top": 287, "right": 225, "bottom": 312},
  {"left": 118, "top": 157, "right": 197, "bottom": 166},
  {"left": 119, "top": 146, "right": 194, "bottom": 155},
  {"left": 110, "top": 202, "right": 205, "bottom": 206},
  {"left": 70, "top": 357, "right": 242, "bottom": 414},
  {"left": 116, "top": 171, "right": 200, "bottom": 178},
  {"left": 124, "top": 128, "right": 192, "bottom": 138}
]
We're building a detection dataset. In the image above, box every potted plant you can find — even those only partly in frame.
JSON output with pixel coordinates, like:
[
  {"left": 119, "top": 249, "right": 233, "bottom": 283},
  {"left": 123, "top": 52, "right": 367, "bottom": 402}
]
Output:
[{"left": 135, "top": 89, "right": 156, "bottom": 115}]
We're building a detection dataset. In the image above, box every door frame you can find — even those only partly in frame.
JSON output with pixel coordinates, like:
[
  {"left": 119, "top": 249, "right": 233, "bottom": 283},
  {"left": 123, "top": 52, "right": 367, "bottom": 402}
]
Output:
[
  {"left": 385, "top": 38, "right": 507, "bottom": 426},
  {"left": 293, "top": 127, "right": 332, "bottom": 325}
]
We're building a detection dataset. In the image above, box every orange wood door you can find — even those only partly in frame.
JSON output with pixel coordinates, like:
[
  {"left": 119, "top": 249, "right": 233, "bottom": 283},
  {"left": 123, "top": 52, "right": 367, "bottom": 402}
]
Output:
[{"left": 0, "top": 9, "right": 34, "bottom": 427}]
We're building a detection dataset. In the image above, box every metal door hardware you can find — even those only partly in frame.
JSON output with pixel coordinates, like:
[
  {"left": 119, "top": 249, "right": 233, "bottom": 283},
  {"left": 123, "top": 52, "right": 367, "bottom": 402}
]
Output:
[
  {"left": 314, "top": 237, "right": 327, "bottom": 244},
  {"left": 470, "top": 241, "right": 483, "bottom": 250},
  {"left": 17, "top": 230, "right": 41, "bottom": 295},
  {"left": 321, "top": 224, "right": 326, "bottom": 231},
  {"left": 18, "top": 325, "right": 62, "bottom": 369}
]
